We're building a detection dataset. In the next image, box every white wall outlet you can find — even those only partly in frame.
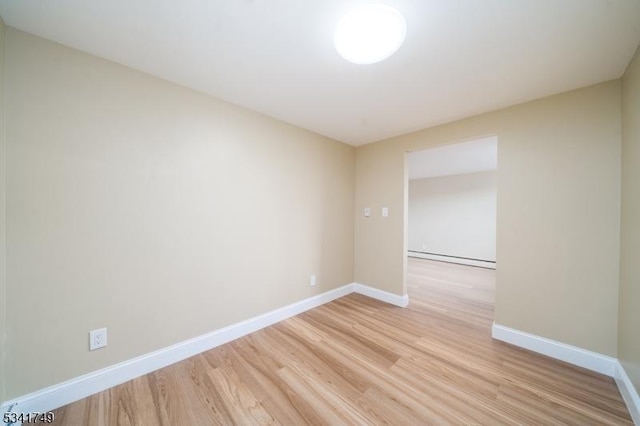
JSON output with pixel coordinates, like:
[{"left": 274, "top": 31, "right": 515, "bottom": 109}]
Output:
[
  {"left": 310, "top": 275, "right": 317, "bottom": 287},
  {"left": 89, "top": 328, "right": 107, "bottom": 351},
  {"left": 382, "top": 207, "right": 389, "bottom": 217},
  {"left": 364, "top": 207, "right": 371, "bottom": 217}
]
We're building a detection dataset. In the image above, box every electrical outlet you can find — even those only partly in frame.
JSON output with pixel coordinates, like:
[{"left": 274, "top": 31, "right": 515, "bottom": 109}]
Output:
[
  {"left": 310, "top": 275, "right": 317, "bottom": 287},
  {"left": 89, "top": 328, "right": 107, "bottom": 351}
]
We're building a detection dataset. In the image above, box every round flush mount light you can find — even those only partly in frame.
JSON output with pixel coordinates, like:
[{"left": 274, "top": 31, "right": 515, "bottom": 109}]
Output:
[{"left": 333, "top": 4, "right": 406, "bottom": 65}]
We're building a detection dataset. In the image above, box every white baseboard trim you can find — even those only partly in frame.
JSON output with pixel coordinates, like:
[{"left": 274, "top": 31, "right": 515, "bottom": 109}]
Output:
[
  {"left": 353, "top": 283, "right": 409, "bottom": 307},
  {"left": 493, "top": 323, "right": 640, "bottom": 423},
  {"left": 615, "top": 360, "right": 640, "bottom": 425},
  {"left": 0, "top": 282, "right": 408, "bottom": 416},
  {"left": 408, "top": 252, "right": 495, "bottom": 269},
  {"left": 491, "top": 323, "right": 617, "bottom": 377}
]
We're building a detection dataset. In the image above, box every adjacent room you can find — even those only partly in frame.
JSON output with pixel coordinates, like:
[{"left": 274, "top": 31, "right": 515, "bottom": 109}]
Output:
[
  {"left": 407, "top": 137, "right": 497, "bottom": 269},
  {"left": 0, "top": 1, "right": 639, "bottom": 424}
]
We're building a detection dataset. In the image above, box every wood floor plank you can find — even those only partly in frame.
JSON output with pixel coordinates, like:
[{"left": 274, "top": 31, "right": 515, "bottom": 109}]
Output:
[
  {"left": 225, "top": 332, "right": 325, "bottom": 425},
  {"left": 52, "top": 258, "right": 633, "bottom": 425}
]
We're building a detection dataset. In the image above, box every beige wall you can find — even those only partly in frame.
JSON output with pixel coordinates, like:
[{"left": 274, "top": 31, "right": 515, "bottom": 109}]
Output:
[
  {"left": 408, "top": 171, "right": 496, "bottom": 262},
  {"left": 0, "top": 16, "right": 6, "bottom": 404},
  {"left": 620, "top": 45, "right": 640, "bottom": 392},
  {"left": 355, "top": 81, "right": 621, "bottom": 356},
  {"left": 4, "top": 28, "right": 354, "bottom": 399}
]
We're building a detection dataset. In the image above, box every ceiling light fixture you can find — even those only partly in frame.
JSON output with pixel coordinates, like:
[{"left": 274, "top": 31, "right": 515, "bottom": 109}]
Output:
[{"left": 333, "top": 4, "right": 406, "bottom": 65}]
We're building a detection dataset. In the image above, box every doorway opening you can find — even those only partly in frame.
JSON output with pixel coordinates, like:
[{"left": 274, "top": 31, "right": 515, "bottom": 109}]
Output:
[{"left": 405, "top": 136, "right": 497, "bottom": 270}]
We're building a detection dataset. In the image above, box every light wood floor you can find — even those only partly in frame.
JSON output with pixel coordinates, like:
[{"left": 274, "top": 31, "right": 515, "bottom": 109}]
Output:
[{"left": 53, "top": 258, "right": 633, "bottom": 425}]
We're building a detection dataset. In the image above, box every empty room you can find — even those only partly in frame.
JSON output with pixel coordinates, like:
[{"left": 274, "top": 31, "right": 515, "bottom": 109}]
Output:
[{"left": 0, "top": 1, "right": 639, "bottom": 425}]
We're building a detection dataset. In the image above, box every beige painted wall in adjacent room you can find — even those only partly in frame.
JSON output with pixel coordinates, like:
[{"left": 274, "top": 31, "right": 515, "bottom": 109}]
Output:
[
  {"left": 4, "top": 28, "right": 355, "bottom": 399},
  {"left": 619, "top": 45, "right": 640, "bottom": 392},
  {"left": 355, "top": 81, "right": 621, "bottom": 356},
  {"left": 0, "top": 16, "right": 6, "bottom": 404}
]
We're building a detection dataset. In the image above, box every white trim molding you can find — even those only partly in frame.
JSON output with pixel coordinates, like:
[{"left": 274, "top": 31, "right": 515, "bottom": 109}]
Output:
[
  {"left": 614, "top": 361, "right": 640, "bottom": 425},
  {"left": 491, "top": 323, "right": 617, "bottom": 376},
  {"left": 0, "top": 283, "right": 408, "bottom": 416},
  {"left": 492, "top": 323, "right": 640, "bottom": 425},
  {"left": 353, "top": 283, "right": 409, "bottom": 307}
]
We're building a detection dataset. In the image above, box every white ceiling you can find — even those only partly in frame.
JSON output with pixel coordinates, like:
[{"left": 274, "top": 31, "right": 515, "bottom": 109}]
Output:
[
  {"left": 408, "top": 137, "right": 497, "bottom": 180},
  {"left": 1, "top": 1, "right": 639, "bottom": 146}
]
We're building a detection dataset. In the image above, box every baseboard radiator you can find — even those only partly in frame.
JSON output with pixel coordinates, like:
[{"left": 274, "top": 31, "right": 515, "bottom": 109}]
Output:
[{"left": 408, "top": 250, "right": 496, "bottom": 269}]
